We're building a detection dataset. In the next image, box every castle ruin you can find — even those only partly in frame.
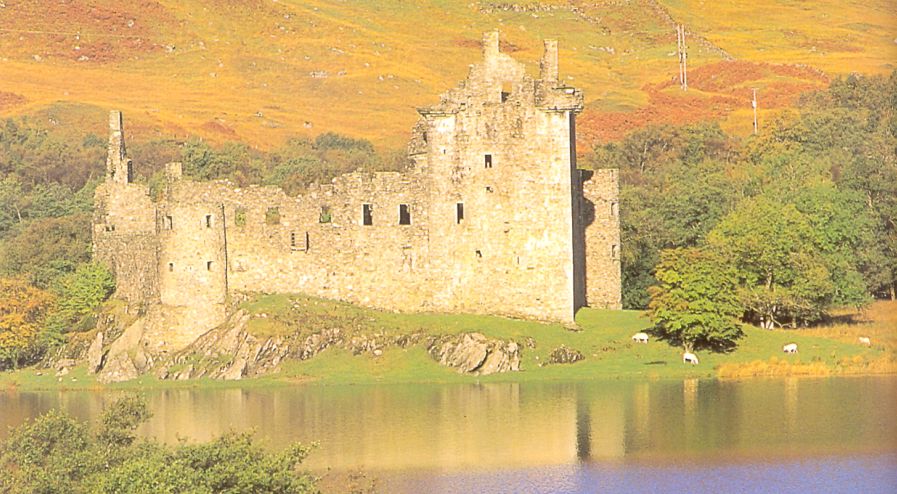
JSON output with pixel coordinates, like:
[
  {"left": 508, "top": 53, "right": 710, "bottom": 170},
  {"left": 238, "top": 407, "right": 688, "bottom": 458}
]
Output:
[{"left": 93, "top": 31, "right": 621, "bottom": 352}]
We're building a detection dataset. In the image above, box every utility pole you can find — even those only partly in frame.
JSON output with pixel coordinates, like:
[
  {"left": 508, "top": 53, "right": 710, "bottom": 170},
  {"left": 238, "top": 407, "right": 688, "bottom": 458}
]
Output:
[
  {"left": 752, "top": 88, "right": 758, "bottom": 134},
  {"left": 677, "top": 25, "right": 688, "bottom": 91}
]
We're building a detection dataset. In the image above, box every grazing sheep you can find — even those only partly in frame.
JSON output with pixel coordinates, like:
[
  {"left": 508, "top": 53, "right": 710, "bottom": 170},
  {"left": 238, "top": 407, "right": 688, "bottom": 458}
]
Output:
[
  {"left": 632, "top": 332, "right": 649, "bottom": 344},
  {"left": 858, "top": 336, "right": 872, "bottom": 347},
  {"left": 683, "top": 352, "right": 699, "bottom": 365},
  {"left": 783, "top": 343, "right": 798, "bottom": 354}
]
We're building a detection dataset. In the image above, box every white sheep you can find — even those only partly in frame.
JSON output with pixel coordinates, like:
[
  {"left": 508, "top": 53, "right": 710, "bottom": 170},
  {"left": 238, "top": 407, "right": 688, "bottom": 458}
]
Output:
[
  {"left": 631, "top": 332, "right": 649, "bottom": 344},
  {"left": 683, "top": 352, "right": 699, "bottom": 365},
  {"left": 783, "top": 343, "right": 798, "bottom": 354},
  {"left": 858, "top": 336, "right": 872, "bottom": 347}
]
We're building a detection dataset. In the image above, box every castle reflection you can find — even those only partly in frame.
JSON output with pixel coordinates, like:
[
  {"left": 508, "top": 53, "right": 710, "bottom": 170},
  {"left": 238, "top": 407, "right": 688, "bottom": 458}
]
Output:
[{"left": 2, "top": 377, "right": 895, "bottom": 472}]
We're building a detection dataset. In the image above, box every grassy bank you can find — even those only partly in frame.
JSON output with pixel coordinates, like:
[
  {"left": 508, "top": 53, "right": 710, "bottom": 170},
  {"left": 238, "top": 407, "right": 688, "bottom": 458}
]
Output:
[{"left": 2, "top": 297, "right": 895, "bottom": 391}]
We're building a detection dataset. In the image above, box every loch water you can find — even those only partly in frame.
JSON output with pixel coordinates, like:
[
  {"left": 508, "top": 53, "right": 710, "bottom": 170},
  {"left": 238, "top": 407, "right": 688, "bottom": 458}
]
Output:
[{"left": 2, "top": 377, "right": 896, "bottom": 493}]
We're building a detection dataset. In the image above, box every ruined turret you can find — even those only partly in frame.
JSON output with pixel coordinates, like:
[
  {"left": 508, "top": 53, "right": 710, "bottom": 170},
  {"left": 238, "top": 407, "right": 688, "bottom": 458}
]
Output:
[{"left": 106, "top": 110, "right": 132, "bottom": 184}]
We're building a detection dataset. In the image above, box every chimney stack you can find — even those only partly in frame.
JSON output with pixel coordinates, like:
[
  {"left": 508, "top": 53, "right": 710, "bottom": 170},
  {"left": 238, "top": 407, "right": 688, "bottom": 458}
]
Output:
[{"left": 541, "top": 39, "right": 559, "bottom": 84}]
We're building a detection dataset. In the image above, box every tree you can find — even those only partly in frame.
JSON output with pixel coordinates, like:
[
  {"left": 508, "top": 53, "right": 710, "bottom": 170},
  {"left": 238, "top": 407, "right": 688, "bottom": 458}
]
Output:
[
  {"left": 0, "top": 278, "right": 54, "bottom": 369},
  {"left": 0, "top": 396, "right": 317, "bottom": 494},
  {"left": 44, "top": 262, "right": 115, "bottom": 337},
  {"left": 647, "top": 248, "right": 744, "bottom": 351},
  {"left": 0, "top": 214, "right": 92, "bottom": 287}
]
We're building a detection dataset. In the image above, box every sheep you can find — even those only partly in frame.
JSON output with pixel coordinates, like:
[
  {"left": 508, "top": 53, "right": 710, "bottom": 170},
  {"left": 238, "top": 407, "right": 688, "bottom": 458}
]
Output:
[
  {"left": 783, "top": 343, "right": 798, "bottom": 354},
  {"left": 683, "top": 352, "right": 699, "bottom": 365},
  {"left": 631, "top": 332, "right": 649, "bottom": 344},
  {"left": 858, "top": 336, "right": 872, "bottom": 347}
]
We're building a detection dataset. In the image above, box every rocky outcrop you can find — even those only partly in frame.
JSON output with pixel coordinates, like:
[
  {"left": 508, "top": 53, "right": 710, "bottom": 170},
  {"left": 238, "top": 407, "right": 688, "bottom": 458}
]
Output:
[
  {"left": 427, "top": 333, "right": 520, "bottom": 375},
  {"left": 548, "top": 345, "right": 584, "bottom": 365},
  {"left": 97, "top": 318, "right": 153, "bottom": 383},
  {"left": 87, "top": 332, "right": 105, "bottom": 373}
]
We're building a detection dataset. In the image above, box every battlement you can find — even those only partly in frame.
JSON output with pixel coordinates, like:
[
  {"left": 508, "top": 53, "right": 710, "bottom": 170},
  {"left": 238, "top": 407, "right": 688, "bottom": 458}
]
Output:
[{"left": 93, "top": 32, "right": 621, "bottom": 352}]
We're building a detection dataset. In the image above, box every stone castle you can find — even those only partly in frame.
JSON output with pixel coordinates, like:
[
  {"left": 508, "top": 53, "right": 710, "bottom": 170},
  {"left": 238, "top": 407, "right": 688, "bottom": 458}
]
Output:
[{"left": 93, "top": 31, "right": 621, "bottom": 351}]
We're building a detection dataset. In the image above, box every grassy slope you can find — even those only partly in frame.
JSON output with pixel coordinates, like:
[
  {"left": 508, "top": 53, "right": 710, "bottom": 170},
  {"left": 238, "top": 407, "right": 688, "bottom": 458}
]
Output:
[
  {"left": 1, "top": 1, "right": 893, "bottom": 150},
  {"left": 3, "top": 297, "right": 893, "bottom": 390}
]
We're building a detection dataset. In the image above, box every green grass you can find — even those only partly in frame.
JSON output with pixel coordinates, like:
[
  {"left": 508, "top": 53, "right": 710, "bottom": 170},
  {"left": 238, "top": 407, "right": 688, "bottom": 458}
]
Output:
[{"left": 3, "top": 295, "right": 891, "bottom": 390}]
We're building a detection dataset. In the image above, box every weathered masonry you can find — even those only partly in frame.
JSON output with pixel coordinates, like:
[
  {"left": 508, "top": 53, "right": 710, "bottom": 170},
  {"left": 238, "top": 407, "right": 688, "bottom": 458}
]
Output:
[{"left": 93, "top": 31, "right": 621, "bottom": 351}]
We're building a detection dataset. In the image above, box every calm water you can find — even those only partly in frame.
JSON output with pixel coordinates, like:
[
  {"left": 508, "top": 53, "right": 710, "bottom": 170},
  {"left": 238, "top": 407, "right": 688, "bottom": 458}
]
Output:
[{"left": 2, "top": 377, "right": 896, "bottom": 493}]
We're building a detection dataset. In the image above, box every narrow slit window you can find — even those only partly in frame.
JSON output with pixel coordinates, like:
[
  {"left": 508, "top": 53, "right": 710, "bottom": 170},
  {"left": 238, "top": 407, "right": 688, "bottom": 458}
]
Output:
[
  {"left": 456, "top": 203, "right": 464, "bottom": 224},
  {"left": 485, "top": 186, "right": 494, "bottom": 193},
  {"left": 484, "top": 154, "right": 493, "bottom": 168},
  {"left": 168, "top": 262, "right": 174, "bottom": 272},
  {"left": 205, "top": 214, "right": 212, "bottom": 228},
  {"left": 165, "top": 215, "right": 173, "bottom": 230},
  {"left": 319, "top": 205, "right": 332, "bottom": 224},
  {"left": 206, "top": 261, "right": 213, "bottom": 271},
  {"left": 611, "top": 244, "right": 619, "bottom": 260},
  {"left": 611, "top": 201, "right": 619, "bottom": 218},
  {"left": 399, "top": 204, "right": 411, "bottom": 225},
  {"left": 362, "top": 204, "right": 373, "bottom": 226}
]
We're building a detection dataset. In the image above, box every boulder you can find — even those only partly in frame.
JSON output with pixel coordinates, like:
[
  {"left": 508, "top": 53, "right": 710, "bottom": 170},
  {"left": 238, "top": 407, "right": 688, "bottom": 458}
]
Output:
[
  {"left": 548, "top": 345, "right": 584, "bottom": 365},
  {"left": 428, "top": 333, "right": 520, "bottom": 375}
]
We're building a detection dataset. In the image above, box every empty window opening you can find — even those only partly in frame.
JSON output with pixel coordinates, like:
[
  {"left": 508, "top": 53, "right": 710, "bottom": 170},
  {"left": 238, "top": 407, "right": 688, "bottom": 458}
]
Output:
[
  {"left": 206, "top": 261, "right": 213, "bottom": 271},
  {"left": 168, "top": 262, "right": 174, "bottom": 272},
  {"left": 235, "top": 207, "right": 247, "bottom": 227},
  {"left": 501, "top": 82, "right": 512, "bottom": 102},
  {"left": 456, "top": 203, "right": 464, "bottom": 224},
  {"left": 319, "top": 205, "right": 332, "bottom": 224},
  {"left": 611, "top": 244, "right": 619, "bottom": 260},
  {"left": 611, "top": 201, "right": 619, "bottom": 218},
  {"left": 265, "top": 207, "right": 280, "bottom": 225},
  {"left": 485, "top": 154, "right": 493, "bottom": 168},
  {"left": 165, "top": 215, "right": 173, "bottom": 230},
  {"left": 422, "top": 132, "right": 428, "bottom": 143},
  {"left": 475, "top": 249, "right": 483, "bottom": 258},
  {"left": 104, "top": 224, "right": 115, "bottom": 232},
  {"left": 205, "top": 214, "right": 213, "bottom": 228},
  {"left": 362, "top": 204, "right": 373, "bottom": 226},
  {"left": 485, "top": 186, "right": 494, "bottom": 193},
  {"left": 399, "top": 204, "right": 411, "bottom": 225}
]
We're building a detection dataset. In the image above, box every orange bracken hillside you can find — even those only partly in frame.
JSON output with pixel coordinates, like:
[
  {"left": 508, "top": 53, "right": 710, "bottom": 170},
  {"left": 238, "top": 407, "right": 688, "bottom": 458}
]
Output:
[{"left": 0, "top": 0, "right": 894, "bottom": 151}]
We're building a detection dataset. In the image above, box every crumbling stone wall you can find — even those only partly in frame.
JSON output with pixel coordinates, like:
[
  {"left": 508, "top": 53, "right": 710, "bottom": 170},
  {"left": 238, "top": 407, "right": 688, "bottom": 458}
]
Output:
[{"left": 93, "top": 31, "right": 621, "bottom": 352}]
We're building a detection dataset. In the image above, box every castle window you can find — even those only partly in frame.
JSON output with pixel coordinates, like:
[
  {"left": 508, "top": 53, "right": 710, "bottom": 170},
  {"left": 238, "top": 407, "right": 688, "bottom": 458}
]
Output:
[
  {"left": 484, "top": 154, "right": 493, "bottom": 168},
  {"left": 168, "top": 262, "right": 174, "bottom": 272},
  {"left": 266, "top": 207, "right": 280, "bottom": 225},
  {"left": 362, "top": 204, "right": 373, "bottom": 226},
  {"left": 205, "top": 214, "right": 213, "bottom": 228},
  {"left": 235, "top": 207, "right": 247, "bottom": 227},
  {"left": 104, "top": 224, "right": 115, "bottom": 232},
  {"left": 206, "top": 261, "right": 213, "bottom": 271},
  {"left": 611, "top": 244, "right": 619, "bottom": 260},
  {"left": 611, "top": 201, "right": 619, "bottom": 218},
  {"left": 501, "top": 82, "right": 512, "bottom": 102},
  {"left": 456, "top": 203, "right": 464, "bottom": 224},
  {"left": 485, "top": 186, "right": 493, "bottom": 193},
  {"left": 475, "top": 249, "right": 483, "bottom": 258},
  {"left": 165, "top": 215, "right": 173, "bottom": 230},
  {"left": 319, "top": 206, "right": 332, "bottom": 223},
  {"left": 422, "top": 132, "right": 428, "bottom": 143},
  {"left": 399, "top": 204, "right": 411, "bottom": 225}
]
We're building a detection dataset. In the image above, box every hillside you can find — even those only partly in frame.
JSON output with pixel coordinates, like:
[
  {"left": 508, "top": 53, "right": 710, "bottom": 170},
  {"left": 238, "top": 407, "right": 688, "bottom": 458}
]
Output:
[{"left": 1, "top": 0, "right": 894, "bottom": 150}]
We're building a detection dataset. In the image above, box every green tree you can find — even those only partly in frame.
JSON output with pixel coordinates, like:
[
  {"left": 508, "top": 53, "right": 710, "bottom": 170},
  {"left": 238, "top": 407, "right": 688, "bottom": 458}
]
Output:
[
  {"left": 647, "top": 248, "right": 744, "bottom": 351},
  {"left": 44, "top": 262, "right": 115, "bottom": 340}
]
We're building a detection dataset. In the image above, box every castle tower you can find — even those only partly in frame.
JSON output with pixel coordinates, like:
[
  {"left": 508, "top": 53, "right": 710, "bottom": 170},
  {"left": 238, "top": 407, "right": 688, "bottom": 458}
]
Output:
[{"left": 106, "top": 110, "right": 132, "bottom": 184}]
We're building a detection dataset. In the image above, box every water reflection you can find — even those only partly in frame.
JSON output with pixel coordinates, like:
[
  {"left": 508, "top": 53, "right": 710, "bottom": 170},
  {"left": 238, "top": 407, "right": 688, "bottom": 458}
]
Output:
[{"left": 2, "top": 378, "right": 896, "bottom": 472}]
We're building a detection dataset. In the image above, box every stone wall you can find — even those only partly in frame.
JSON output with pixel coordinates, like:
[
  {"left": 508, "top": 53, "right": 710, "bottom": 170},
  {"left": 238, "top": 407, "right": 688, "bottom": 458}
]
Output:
[{"left": 92, "top": 31, "right": 622, "bottom": 352}]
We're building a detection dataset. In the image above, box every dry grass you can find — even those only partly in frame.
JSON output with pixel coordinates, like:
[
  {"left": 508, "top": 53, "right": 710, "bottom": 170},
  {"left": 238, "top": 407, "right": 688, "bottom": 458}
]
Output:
[
  {"left": 718, "top": 301, "right": 897, "bottom": 379},
  {"left": 0, "top": 1, "right": 889, "bottom": 151}
]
